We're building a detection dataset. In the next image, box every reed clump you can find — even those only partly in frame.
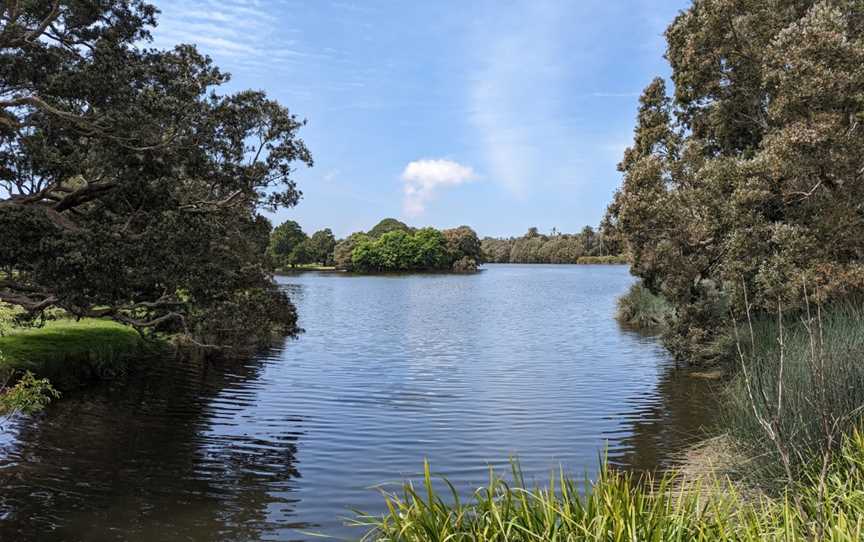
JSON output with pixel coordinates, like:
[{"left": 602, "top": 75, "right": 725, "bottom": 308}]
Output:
[
  {"left": 615, "top": 282, "right": 673, "bottom": 332},
  {"left": 355, "top": 430, "right": 864, "bottom": 541}
]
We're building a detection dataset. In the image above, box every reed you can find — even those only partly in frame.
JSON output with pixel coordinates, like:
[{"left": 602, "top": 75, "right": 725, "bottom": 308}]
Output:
[
  {"left": 723, "top": 298, "right": 864, "bottom": 488},
  {"left": 615, "top": 282, "right": 673, "bottom": 332},
  {"left": 355, "top": 429, "right": 864, "bottom": 541}
]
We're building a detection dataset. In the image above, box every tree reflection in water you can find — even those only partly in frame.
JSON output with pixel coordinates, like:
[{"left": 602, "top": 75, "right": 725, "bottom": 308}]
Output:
[{"left": 0, "top": 349, "right": 306, "bottom": 542}]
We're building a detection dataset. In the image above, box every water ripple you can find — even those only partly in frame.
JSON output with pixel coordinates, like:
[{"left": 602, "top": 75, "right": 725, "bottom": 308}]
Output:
[{"left": 0, "top": 265, "right": 714, "bottom": 541}]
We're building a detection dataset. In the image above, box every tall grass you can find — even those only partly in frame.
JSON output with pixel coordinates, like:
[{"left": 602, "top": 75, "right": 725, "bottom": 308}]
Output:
[
  {"left": 356, "top": 429, "right": 864, "bottom": 541},
  {"left": 723, "top": 299, "right": 864, "bottom": 488},
  {"left": 616, "top": 283, "right": 673, "bottom": 332}
]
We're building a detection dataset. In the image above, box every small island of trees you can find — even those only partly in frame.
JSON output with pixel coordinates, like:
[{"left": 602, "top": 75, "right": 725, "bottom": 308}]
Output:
[{"left": 269, "top": 218, "right": 483, "bottom": 273}]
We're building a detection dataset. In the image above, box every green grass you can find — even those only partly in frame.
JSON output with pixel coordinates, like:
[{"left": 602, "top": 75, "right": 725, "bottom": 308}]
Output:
[
  {"left": 356, "top": 429, "right": 864, "bottom": 541},
  {"left": 0, "top": 318, "right": 142, "bottom": 369},
  {"left": 616, "top": 282, "right": 674, "bottom": 332},
  {"left": 722, "top": 300, "right": 864, "bottom": 487},
  {"left": 1, "top": 304, "right": 147, "bottom": 389}
]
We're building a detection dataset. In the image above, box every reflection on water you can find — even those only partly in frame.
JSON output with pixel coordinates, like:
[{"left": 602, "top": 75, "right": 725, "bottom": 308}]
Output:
[{"left": 0, "top": 265, "right": 715, "bottom": 541}]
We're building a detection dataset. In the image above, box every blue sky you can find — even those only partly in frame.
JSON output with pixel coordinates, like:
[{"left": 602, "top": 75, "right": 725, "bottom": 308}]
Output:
[{"left": 151, "top": 0, "right": 688, "bottom": 238}]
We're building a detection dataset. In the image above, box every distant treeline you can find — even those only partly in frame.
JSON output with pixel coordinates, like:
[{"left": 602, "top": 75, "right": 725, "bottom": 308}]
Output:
[{"left": 481, "top": 226, "right": 624, "bottom": 264}]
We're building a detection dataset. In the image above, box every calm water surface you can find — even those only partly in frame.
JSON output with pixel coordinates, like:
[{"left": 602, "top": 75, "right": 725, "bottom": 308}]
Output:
[{"left": 0, "top": 265, "right": 714, "bottom": 540}]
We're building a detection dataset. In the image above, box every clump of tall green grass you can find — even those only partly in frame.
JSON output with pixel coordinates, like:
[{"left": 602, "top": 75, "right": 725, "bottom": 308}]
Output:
[
  {"left": 723, "top": 298, "right": 864, "bottom": 488},
  {"left": 356, "top": 429, "right": 864, "bottom": 541},
  {"left": 616, "top": 282, "right": 673, "bottom": 332}
]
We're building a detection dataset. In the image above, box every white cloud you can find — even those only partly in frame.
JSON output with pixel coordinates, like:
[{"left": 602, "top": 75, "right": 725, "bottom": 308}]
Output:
[{"left": 401, "top": 159, "right": 477, "bottom": 217}]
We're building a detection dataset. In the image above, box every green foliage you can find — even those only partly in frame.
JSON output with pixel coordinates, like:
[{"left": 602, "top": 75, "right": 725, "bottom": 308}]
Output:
[
  {"left": 0, "top": 370, "right": 60, "bottom": 417},
  {"left": 616, "top": 282, "right": 674, "bottom": 332},
  {"left": 308, "top": 228, "right": 337, "bottom": 266},
  {"left": 350, "top": 225, "right": 480, "bottom": 273},
  {"left": 287, "top": 239, "right": 312, "bottom": 267},
  {"left": 0, "top": 302, "right": 16, "bottom": 335},
  {"left": 0, "top": 2, "right": 309, "bottom": 345},
  {"left": 443, "top": 226, "right": 482, "bottom": 264},
  {"left": 357, "top": 432, "right": 864, "bottom": 541},
  {"left": 577, "top": 255, "right": 628, "bottom": 265},
  {"left": 482, "top": 225, "right": 622, "bottom": 264},
  {"left": 368, "top": 218, "right": 413, "bottom": 239},
  {"left": 606, "top": 0, "right": 864, "bottom": 360},
  {"left": 333, "top": 232, "right": 370, "bottom": 271},
  {"left": 724, "top": 300, "right": 864, "bottom": 486},
  {"left": 269, "top": 220, "right": 308, "bottom": 267}
]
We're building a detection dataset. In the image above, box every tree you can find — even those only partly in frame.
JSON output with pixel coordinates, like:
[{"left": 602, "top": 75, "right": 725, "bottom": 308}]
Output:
[
  {"left": 368, "top": 218, "right": 412, "bottom": 238},
  {"left": 0, "top": 2, "right": 312, "bottom": 345},
  {"left": 411, "top": 228, "right": 448, "bottom": 269},
  {"left": 308, "top": 228, "right": 336, "bottom": 266},
  {"left": 480, "top": 237, "right": 513, "bottom": 263},
  {"left": 606, "top": 0, "right": 864, "bottom": 360},
  {"left": 333, "top": 232, "right": 369, "bottom": 270},
  {"left": 442, "top": 226, "right": 482, "bottom": 266},
  {"left": 287, "top": 239, "right": 312, "bottom": 268},
  {"left": 270, "top": 221, "right": 307, "bottom": 268}
]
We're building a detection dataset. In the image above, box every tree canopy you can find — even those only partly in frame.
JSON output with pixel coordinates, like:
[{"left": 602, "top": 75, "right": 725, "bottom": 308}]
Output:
[
  {"left": 308, "top": 228, "right": 336, "bottom": 266},
  {"left": 482, "top": 225, "right": 619, "bottom": 264},
  {"left": 314, "top": 221, "right": 483, "bottom": 273},
  {"left": 0, "top": 1, "right": 312, "bottom": 345},
  {"left": 368, "top": 218, "right": 413, "bottom": 238},
  {"left": 605, "top": 0, "right": 864, "bottom": 359},
  {"left": 269, "top": 220, "right": 307, "bottom": 268}
]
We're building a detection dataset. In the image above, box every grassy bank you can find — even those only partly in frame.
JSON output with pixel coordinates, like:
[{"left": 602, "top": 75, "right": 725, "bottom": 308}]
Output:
[
  {"left": 357, "top": 430, "right": 864, "bottom": 541},
  {"left": 0, "top": 304, "right": 150, "bottom": 390},
  {"left": 722, "top": 300, "right": 864, "bottom": 487}
]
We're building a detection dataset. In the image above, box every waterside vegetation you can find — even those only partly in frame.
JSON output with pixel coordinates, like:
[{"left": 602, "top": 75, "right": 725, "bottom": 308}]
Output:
[
  {"left": 358, "top": 435, "right": 864, "bottom": 542},
  {"left": 1, "top": 1, "right": 310, "bottom": 351},
  {"left": 481, "top": 226, "right": 623, "bottom": 264}
]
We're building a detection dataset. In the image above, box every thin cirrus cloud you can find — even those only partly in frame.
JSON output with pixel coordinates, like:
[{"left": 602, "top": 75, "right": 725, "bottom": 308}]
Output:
[
  {"left": 150, "top": 0, "right": 311, "bottom": 63},
  {"left": 466, "top": 2, "right": 576, "bottom": 199},
  {"left": 401, "top": 159, "right": 478, "bottom": 218}
]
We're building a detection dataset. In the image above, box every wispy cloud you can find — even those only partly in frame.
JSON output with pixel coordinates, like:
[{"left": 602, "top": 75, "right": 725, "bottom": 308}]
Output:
[
  {"left": 401, "top": 159, "right": 477, "bottom": 217},
  {"left": 467, "top": 2, "right": 573, "bottom": 198},
  {"left": 151, "top": 0, "right": 316, "bottom": 64}
]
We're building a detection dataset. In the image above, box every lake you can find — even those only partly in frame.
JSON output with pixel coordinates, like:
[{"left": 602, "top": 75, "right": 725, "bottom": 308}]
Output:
[{"left": 0, "top": 264, "right": 714, "bottom": 541}]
